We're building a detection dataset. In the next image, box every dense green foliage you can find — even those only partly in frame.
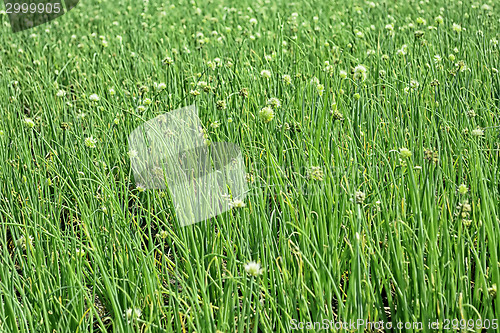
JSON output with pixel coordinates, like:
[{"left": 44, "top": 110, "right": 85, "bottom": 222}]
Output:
[{"left": 0, "top": 0, "right": 499, "bottom": 331}]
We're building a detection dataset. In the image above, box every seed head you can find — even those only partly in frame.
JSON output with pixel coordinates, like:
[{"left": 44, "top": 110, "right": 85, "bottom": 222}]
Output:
[
  {"left": 258, "top": 106, "right": 275, "bottom": 123},
  {"left": 424, "top": 148, "right": 439, "bottom": 164},
  {"left": 239, "top": 88, "right": 249, "bottom": 97},
  {"left": 308, "top": 166, "right": 324, "bottom": 181},
  {"left": 355, "top": 191, "right": 366, "bottom": 204},
  {"left": 399, "top": 147, "right": 412, "bottom": 159},
  {"left": 331, "top": 110, "right": 344, "bottom": 121},
  {"left": 458, "top": 184, "right": 468, "bottom": 195}
]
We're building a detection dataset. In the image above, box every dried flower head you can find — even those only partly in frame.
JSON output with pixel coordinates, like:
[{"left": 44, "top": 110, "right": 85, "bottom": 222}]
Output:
[
  {"left": 471, "top": 128, "right": 484, "bottom": 137},
  {"left": 308, "top": 166, "right": 324, "bottom": 181},
  {"left": 239, "top": 88, "right": 249, "bottom": 97},
  {"left": 488, "top": 284, "right": 497, "bottom": 298},
  {"left": 216, "top": 100, "right": 227, "bottom": 110},
  {"left": 230, "top": 199, "right": 246, "bottom": 208},
  {"left": 260, "top": 70, "right": 272, "bottom": 79},
  {"left": 267, "top": 97, "right": 281, "bottom": 109},
  {"left": 424, "top": 148, "right": 439, "bottom": 164}
]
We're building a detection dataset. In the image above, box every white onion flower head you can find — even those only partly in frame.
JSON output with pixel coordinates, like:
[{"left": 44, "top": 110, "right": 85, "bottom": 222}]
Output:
[
  {"left": 471, "top": 128, "right": 484, "bottom": 137},
  {"left": 397, "top": 44, "right": 408, "bottom": 56},
  {"left": 128, "top": 149, "right": 138, "bottom": 158},
  {"left": 260, "top": 70, "right": 272, "bottom": 79},
  {"left": 316, "top": 84, "right": 325, "bottom": 96},
  {"left": 458, "top": 184, "right": 468, "bottom": 195},
  {"left": 15, "top": 235, "right": 33, "bottom": 249},
  {"left": 230, "top": 199, "right": 246, "bottom": 208},
  {"left": 355, "top": 191, "right": 366, "bottom": 204},
  {"left": 416, "top": 17, "right": 426, "bottom": 25},
  {"left": 85, "top": 136, "right": 97, "bottom": 148},
  {"left": 353, "top": 65, "right": 368, "bottom": 81},
  {"left": 244, "top": 261, "right": 264, "bottom": 277},
  {"left": 75, "top": 248, "right": 86, "bottom": 257},
  {"left": 267, "top": 97, "right": 281, "bottom": 108},
  {"left": 24, "top": 118, "right": 35, "bottom": 128},
  {"left": 282, "top": 74, "right": 292, "bottom": 85},
  {"left": 125, "top": 307, "right": 142, "bottom": 322}
]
